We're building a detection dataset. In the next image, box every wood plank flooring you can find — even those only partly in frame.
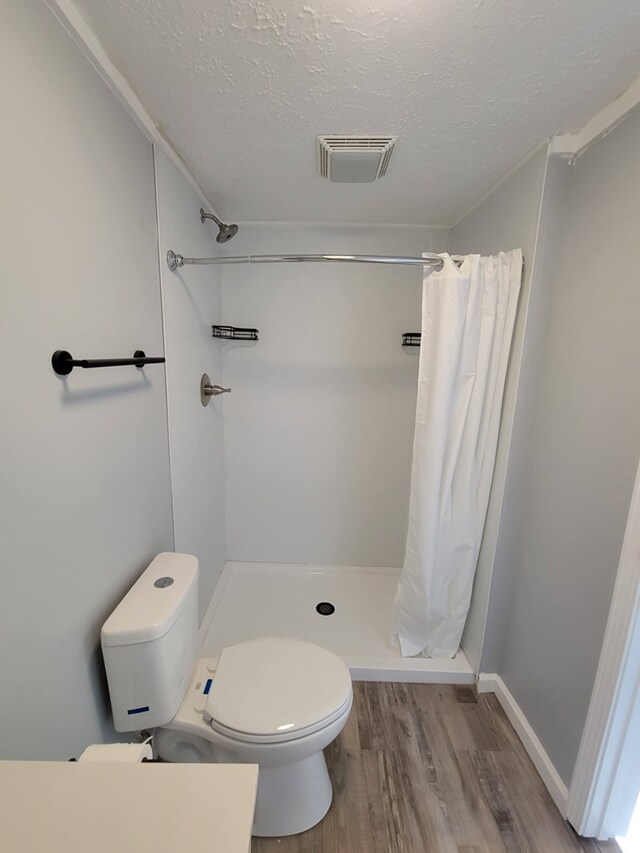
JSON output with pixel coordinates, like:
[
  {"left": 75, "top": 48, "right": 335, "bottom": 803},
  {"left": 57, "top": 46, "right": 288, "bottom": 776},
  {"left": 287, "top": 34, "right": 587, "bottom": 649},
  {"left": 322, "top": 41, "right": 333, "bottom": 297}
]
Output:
[{"left": 252, "top": 682, "right": 620, "bottom": 853}]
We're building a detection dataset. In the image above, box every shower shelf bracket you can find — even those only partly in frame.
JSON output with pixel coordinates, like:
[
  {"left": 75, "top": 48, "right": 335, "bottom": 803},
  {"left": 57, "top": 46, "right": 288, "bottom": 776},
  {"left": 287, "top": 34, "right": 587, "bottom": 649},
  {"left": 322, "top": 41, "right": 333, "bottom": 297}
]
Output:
[
  {"left": 402, "top": 332, "right": 421, "bottom": 347},
  {"left": 212, "top": 325, "right": 259, "bottom": 341}
]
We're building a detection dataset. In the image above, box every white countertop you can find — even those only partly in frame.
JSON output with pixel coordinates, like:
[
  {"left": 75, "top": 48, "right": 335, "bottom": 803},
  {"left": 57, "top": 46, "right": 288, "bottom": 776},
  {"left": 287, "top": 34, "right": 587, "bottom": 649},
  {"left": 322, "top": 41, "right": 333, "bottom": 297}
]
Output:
[{"left": 0, "top": 761, "right": 258, "bottom": 853}]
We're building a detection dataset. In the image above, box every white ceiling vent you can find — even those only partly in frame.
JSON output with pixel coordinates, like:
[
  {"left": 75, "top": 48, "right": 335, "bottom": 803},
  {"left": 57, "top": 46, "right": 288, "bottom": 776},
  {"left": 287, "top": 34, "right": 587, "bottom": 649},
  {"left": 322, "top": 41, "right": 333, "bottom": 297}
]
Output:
[{"left": 316, "top": 135, "right": 398, "bottom": 183}]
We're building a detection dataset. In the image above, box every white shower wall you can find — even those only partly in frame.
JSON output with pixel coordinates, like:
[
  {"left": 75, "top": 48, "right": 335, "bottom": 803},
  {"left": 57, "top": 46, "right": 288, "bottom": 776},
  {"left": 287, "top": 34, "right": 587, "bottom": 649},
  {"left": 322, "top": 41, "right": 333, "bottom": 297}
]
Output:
[
  {"left": 221, "top": 223, "right": 449, "bottom": 566},
  {"left": 154, "top": 150, "right": 227, "bottom": 617}
]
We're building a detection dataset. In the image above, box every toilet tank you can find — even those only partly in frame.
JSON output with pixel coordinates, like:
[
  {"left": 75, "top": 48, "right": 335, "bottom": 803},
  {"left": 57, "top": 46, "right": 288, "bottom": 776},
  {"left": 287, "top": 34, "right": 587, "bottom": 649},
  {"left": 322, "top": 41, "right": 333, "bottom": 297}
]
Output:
[{"left": 101, "top": 553, "right": 199, "bottom": 732}]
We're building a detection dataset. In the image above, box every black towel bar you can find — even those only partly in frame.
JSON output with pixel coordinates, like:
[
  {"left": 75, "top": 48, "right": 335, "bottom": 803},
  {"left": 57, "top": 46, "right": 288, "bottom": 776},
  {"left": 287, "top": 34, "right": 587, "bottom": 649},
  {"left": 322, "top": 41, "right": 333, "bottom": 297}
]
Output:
[{"left": 51, "top": 350, "right": 165, "bottom": 376}]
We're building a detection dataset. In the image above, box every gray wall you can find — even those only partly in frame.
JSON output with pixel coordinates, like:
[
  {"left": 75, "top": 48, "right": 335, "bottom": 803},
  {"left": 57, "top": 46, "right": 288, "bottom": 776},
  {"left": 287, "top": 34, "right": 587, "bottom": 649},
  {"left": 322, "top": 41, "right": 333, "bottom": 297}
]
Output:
[
  {"left": 221, "top": 223, "right": 449, "bottom": 566},
  {"left": 0, "top": 0, "right": 174, "bottom": 759},
  {"left": 449, "top": 148, "right": 549, "bottom": 672},
  {"left": 499, "top": 109, "right": 640, "bottom": 786},
  {"left": 480, "top": 156, "right": 573, "bottom": 672}
]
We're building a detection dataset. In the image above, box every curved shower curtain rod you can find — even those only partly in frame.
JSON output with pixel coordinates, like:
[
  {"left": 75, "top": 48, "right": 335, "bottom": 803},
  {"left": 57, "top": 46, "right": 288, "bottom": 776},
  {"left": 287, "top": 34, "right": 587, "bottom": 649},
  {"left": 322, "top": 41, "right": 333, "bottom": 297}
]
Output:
[{"left": 165, "top": 249, "right": 446, "bottom": 273}]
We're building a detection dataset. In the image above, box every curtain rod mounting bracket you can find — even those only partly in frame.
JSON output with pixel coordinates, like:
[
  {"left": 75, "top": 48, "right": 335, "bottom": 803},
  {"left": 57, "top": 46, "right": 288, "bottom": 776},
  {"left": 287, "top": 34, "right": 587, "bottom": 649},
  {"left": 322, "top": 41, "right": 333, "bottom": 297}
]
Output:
[{"left": 166, "top": 250, "right": 184, "bottom": 272}]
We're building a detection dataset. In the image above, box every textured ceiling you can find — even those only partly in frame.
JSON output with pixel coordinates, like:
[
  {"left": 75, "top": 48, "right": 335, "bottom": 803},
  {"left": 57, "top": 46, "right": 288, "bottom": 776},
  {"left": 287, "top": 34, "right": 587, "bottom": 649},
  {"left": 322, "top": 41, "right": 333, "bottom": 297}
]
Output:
[{"left": 73, "top": 0, "right": 640, "bottom": 225}]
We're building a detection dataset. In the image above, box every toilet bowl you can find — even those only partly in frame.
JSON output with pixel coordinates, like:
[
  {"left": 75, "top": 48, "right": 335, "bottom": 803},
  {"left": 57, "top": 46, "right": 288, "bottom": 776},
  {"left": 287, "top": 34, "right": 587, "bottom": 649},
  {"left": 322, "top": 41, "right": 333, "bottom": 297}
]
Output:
[
  {"left": 101, "top": 554, "right": 352, "bottom": 838},
  {"left": 154, "top": 640, "right": 352, "bottom": 837}
]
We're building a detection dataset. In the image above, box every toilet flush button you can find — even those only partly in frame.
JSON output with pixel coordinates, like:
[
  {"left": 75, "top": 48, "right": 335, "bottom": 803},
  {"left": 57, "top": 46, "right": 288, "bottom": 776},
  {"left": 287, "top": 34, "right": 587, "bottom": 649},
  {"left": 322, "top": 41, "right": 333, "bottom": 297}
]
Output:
[
  {"left": 194, "top": 689, "right": 207, "bottom": 713},
  {"left": 154, "top": 576, "right": 174, "bottom": 589}
]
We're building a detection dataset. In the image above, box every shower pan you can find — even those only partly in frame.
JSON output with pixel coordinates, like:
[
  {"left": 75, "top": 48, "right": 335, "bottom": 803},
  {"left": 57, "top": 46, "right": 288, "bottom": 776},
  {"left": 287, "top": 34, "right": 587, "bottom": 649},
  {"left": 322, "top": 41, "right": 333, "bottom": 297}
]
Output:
[{"left": 198, "top": 562, "right": 474, "bottom": 683}]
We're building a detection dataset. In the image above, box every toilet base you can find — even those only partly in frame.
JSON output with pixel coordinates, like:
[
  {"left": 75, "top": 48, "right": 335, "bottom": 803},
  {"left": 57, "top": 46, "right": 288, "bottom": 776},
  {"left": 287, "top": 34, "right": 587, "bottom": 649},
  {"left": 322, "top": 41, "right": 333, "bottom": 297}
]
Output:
[
  {"left": 252, "top": 752, "right": 333, "bottom": 837},
  {"left": 153, "top": 727, "right": 336, "bottom": 838}
]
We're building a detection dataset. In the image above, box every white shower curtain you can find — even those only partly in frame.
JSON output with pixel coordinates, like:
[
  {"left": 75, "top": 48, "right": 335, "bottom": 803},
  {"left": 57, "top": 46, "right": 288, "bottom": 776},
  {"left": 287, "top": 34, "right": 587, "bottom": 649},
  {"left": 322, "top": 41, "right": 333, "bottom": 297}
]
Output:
[{"left": 394, "top": 250, "right": 522, "bottom": 658}]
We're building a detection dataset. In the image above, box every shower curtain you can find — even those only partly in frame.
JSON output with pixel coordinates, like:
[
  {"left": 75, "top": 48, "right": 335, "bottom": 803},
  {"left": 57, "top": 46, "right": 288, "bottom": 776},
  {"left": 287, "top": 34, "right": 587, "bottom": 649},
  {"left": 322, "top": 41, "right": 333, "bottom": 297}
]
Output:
[{"left": 394, "top": 250, "right": 522, "bottom": 658}]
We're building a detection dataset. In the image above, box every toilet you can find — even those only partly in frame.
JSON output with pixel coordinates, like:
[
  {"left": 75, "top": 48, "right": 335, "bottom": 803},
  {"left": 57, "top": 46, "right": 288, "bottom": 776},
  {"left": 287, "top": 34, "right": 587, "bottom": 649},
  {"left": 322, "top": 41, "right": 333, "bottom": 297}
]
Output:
[{"left": 101, "top": 553, "right": 353, "bottom": 837}]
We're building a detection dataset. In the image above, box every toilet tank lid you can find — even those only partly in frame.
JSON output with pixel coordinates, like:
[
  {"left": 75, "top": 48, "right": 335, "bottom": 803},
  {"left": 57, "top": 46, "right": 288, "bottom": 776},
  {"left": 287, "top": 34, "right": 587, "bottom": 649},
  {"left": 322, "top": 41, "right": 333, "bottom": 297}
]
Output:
[{"left": 101, "top": 553, "right": 198, "bottom": 647}]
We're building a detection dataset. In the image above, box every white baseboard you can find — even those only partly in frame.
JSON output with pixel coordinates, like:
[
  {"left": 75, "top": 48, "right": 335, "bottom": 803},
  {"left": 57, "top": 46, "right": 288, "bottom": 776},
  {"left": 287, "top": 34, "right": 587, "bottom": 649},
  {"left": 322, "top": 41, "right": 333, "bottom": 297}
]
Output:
[
  {"left": 476, "top": 672, "right": 499, "bottom": 693},
  {"left": 477, "top": 673, "right": 569, "bottom": 816}
]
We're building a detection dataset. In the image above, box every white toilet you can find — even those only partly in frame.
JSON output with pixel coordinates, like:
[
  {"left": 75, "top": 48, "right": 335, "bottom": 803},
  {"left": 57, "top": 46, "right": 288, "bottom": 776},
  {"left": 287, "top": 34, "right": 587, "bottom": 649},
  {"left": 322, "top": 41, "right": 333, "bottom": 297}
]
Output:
[{"left": 101, "top": 553, "right": 353, "bottom": 837}]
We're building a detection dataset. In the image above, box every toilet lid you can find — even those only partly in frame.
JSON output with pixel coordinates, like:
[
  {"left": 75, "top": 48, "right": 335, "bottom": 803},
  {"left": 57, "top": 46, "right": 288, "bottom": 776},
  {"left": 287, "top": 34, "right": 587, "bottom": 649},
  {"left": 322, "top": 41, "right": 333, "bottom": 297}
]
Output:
[{"left": 204, "top": 637, "right": 352, "bottom": 741}]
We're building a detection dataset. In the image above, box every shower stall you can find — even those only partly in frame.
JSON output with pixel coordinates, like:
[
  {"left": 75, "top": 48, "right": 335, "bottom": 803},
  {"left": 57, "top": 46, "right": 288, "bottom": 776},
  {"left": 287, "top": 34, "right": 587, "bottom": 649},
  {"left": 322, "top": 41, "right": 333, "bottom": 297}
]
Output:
[{"left": 156, "top": 150, "right": 521, "bottom": 682}]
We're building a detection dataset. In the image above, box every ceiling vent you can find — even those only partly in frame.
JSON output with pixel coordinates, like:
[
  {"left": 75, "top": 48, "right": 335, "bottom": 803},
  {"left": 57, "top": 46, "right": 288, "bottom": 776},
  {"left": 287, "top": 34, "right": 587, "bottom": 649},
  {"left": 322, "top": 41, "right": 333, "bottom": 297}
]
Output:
[{"left": 316, "top": 135, "right": 398, "bottom": 183}]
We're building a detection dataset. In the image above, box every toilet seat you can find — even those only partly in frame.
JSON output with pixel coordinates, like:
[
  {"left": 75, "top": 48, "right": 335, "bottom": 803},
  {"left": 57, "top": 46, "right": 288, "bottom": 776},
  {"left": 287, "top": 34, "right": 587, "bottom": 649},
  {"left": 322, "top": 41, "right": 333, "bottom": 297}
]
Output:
[
  {"left": 207, "top": 694, "right": 352, "bottom": 744},
  {"left": 204, "top": 637, "right": 352, "bottom": 743}
]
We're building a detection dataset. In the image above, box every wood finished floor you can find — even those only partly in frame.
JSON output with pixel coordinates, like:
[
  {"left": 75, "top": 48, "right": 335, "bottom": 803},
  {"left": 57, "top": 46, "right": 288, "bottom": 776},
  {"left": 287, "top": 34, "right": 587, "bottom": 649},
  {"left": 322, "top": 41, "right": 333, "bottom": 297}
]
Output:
[{"left": 253, "top": 682, "right": 620, "bottom": 853}]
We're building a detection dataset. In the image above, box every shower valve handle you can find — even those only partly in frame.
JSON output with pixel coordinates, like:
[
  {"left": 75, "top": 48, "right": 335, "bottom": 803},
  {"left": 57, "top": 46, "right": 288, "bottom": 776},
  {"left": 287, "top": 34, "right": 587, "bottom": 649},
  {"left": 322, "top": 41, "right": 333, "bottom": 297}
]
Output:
[
  {"left": 204, "top": 383, "right": 231, "bottom": 396},
  {"left": 200, "top": 373, "right": 231, "bottom": 406}
]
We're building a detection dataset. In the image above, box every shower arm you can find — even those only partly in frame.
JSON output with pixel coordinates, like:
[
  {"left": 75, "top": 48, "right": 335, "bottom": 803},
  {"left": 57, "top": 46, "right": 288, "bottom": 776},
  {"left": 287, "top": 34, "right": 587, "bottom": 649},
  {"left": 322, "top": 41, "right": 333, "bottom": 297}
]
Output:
[
  {"left": 200, "top": 210, "right": 224, "bottom": 228},
  {"left": 166, "top": 250, "right": 446, "bottom": 272}
]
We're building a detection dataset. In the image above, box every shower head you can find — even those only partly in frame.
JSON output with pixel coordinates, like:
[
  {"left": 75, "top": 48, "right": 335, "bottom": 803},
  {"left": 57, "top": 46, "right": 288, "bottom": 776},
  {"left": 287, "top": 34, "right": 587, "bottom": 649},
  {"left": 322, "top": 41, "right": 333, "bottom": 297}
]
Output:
[
  {"left": 216, "top": 222, "right": 239, "bottom": 242},
  {"left": 200, "top": 208, "right": 239, "bottom": 243}
]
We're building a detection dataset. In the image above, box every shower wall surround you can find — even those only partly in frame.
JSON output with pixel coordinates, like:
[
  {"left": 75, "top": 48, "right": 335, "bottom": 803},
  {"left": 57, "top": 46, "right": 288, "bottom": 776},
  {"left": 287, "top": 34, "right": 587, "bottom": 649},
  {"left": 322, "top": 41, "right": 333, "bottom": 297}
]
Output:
[
  {"left": 449, "top": 147, "right": 550, "bottom": 671},
  {"left": 154, "top": 149, "right": 227, "bottom": 618},
  {"left": 220, "top": 223, "right": 449, "bottom": 566},
  {"left": 0, "top": 0, "right": 173, "bottom": 759}
]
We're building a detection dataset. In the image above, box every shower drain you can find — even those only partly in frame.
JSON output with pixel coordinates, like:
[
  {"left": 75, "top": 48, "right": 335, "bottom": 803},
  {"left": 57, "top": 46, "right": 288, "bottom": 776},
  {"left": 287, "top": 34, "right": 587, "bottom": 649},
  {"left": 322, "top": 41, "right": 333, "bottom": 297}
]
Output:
[{"left": 316, "top": 602, "right": 335, "bottom": 616}]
